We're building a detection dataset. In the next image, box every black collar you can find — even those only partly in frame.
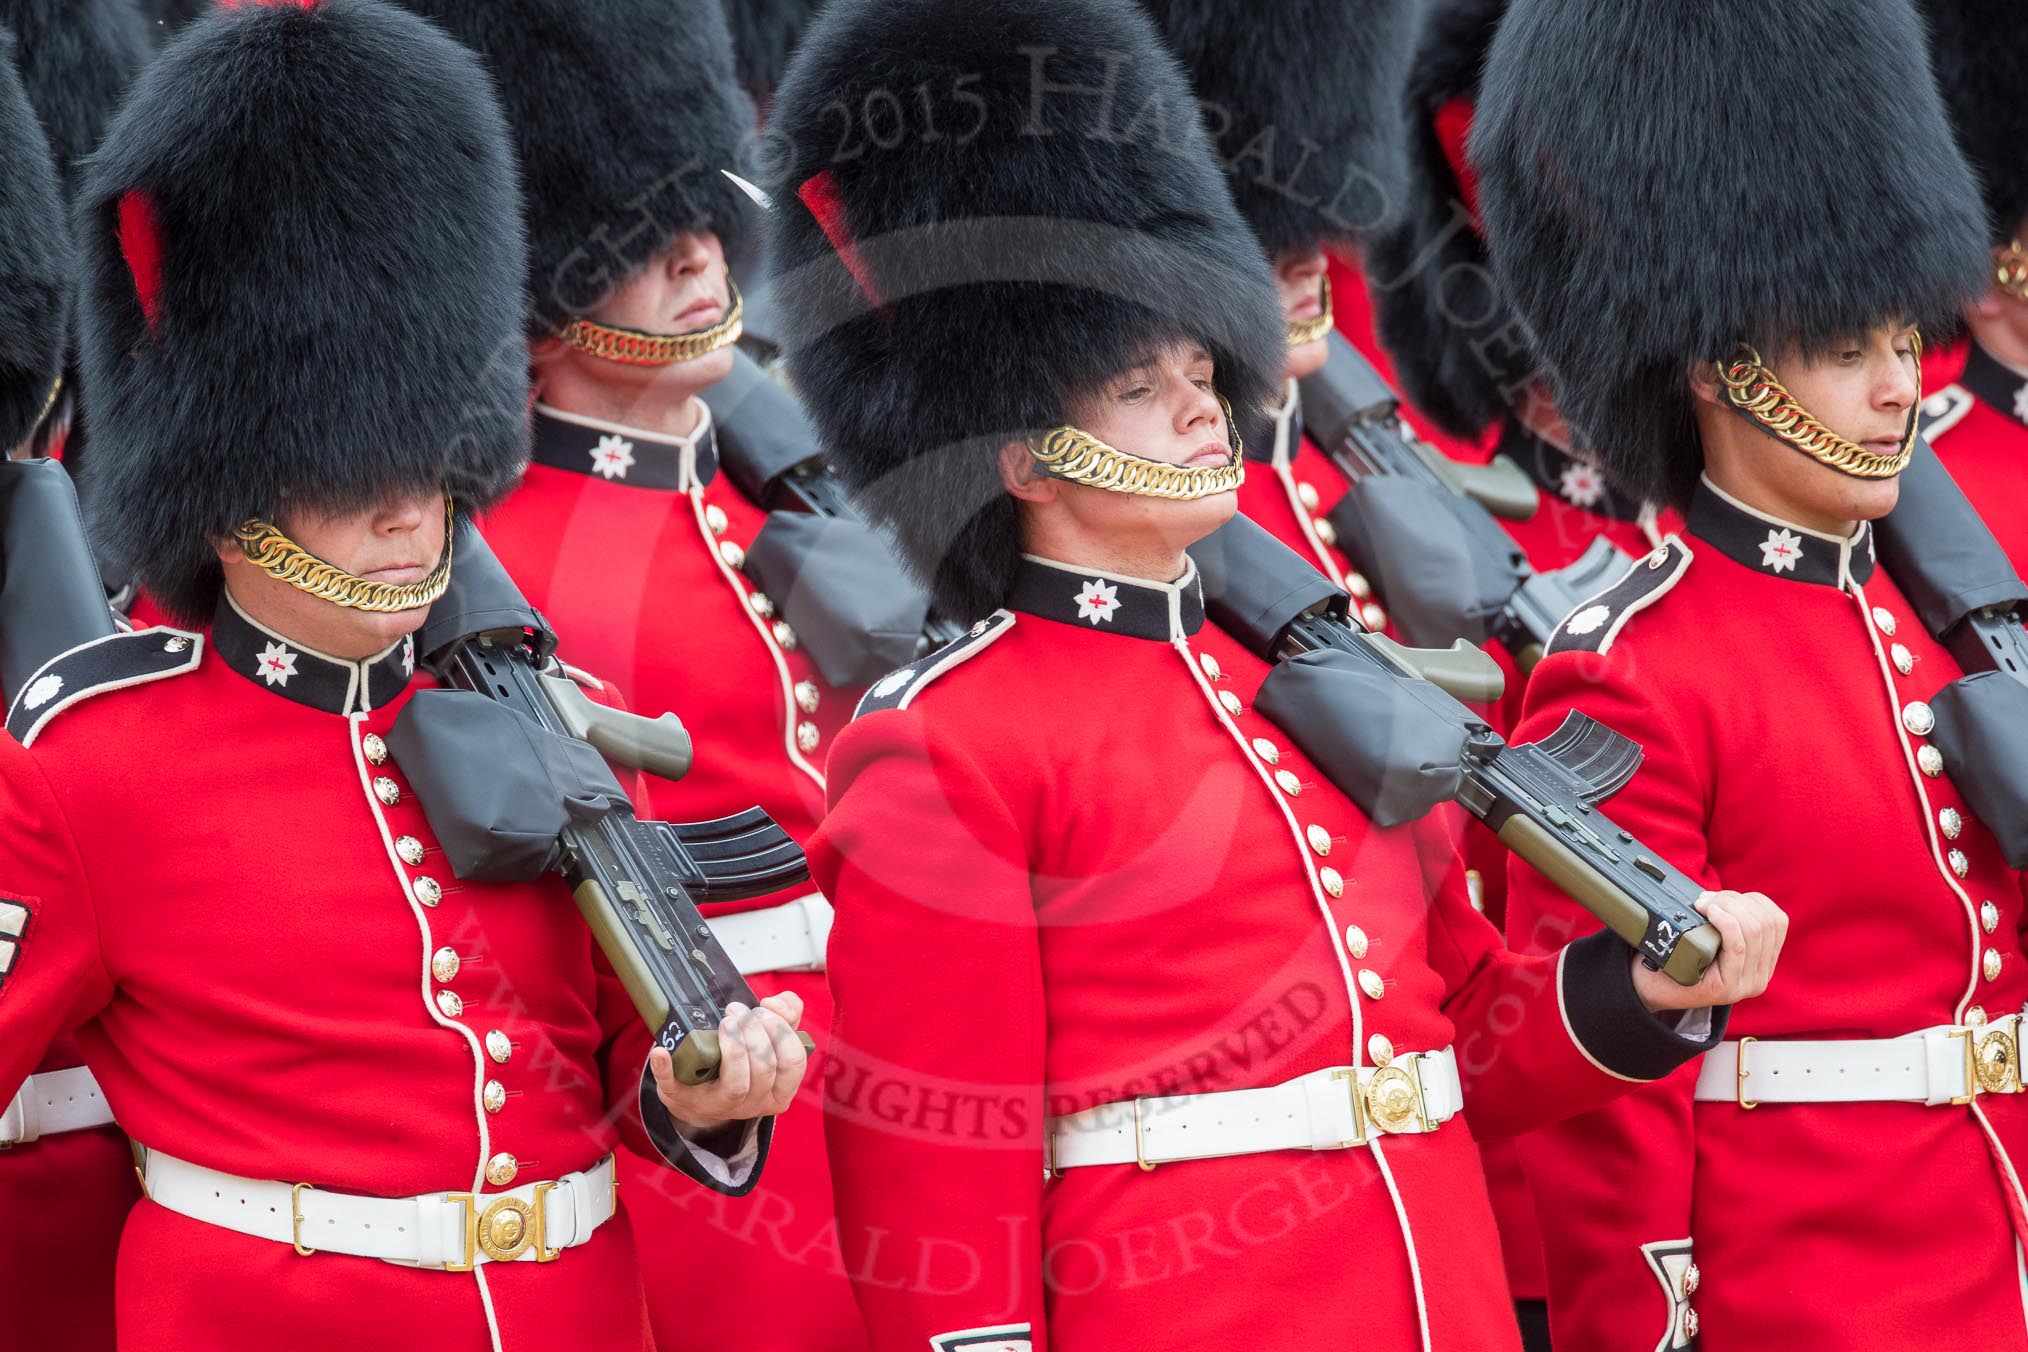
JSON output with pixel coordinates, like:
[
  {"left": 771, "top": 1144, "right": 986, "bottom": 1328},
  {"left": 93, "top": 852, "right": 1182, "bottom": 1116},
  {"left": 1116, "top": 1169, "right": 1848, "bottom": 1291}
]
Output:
[
  {"left": 1497, "top": 418, "right": 1647, "bottom": 522},
  {"left": 529, "top": 402, "right": 720, "bottom": 491},
  {"left": 1687, "top": 477, "right": 1875, "bottom": 589},
  {"left": 1007, "top": 555, "right": 1206, "bottom": 641},
  {"left": 212, "top": 592, "right": 415, "bottom": 715},
  {"left": 1247, "top": 380, "right": 1302, "bottom": 464},
  {"left": 1958, "top": 342, "right": 2028, "bottom": 431}
]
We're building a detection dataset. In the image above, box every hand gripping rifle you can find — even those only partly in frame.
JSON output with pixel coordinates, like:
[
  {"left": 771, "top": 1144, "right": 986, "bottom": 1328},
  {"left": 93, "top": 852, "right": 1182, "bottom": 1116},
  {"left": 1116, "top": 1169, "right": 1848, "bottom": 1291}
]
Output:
[
  {"left": 1298, "top": 332, "right": 1628, "bottom": 666},
  {"left": 395, "top": 517, "right": 813, "bottom": 1082},
  {"left": 712, "top": 349, "right": 970, "bottom": 669},
  {"left": 1872, "top": 438, "right": 2028, "bottom": 865},
  {"left": 1192, "top": 514, "right": 1718, "bottom": 984}
]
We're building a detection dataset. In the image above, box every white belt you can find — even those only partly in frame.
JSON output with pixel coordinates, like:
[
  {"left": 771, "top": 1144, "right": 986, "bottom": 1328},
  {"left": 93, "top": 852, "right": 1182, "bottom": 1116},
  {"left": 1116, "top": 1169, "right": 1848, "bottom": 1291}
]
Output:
[
  {"left": 136, "top": 1146, "right": 617, "bottom": 1270},
  {"left": 1046, "top": 1051, "right": 1463, "bottom": 1173},
  {"left": 1695, "top": 1017, "right": 2026, "bottom": 1108},
  {"left": 1, "top": 1067, "right": 115, "bottom": 1146},
  {"left": 708, "top": 892, "right": 833, "bottom": 975}
]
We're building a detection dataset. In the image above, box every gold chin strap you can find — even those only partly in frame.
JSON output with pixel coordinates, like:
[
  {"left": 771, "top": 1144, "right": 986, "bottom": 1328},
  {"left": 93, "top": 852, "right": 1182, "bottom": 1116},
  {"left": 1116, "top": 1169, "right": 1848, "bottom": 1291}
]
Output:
[
  {"left": 1028, "top": 394, "right": 1247, "bottom": 501},
  {"left": 1285, "top": 274, "right": 1334, "bottom": 349},
  {"left": 234, "top": 497, "right": 456, "bottom": 613},
  {"left": 1714, "top": 338, "right": 1922, "bottom": 480},
  {"left": 557, "top": 280, "right": 745, "bottom": 367},
  {"left": 1996, "top": 239, "right": 2028, "bottom": 302}
]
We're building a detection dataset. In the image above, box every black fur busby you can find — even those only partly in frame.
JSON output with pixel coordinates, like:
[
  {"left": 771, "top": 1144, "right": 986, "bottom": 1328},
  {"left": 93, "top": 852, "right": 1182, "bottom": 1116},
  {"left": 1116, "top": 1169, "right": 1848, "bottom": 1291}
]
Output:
[
  {"left": 0, "top": 1, "right": 152, "bottom": 196},
  {"left": 76, "top": 0, "right": 528, "bottom": 625},
  {"left": 1365, "top": 0, "right": 1521, "bottom": 439},
  {"left": 721, "top": 0, "right": 823, "bottom": 100},
  {"left": 1474, "top": 0, "right": 1989, "bottom": 510},
  {"left": 401, "top": 0, "right": 756, "bottom": 338},
  {"left": 1141, "top": 0, "right": 1417, "bottom": 257},
  {"left": 766, "top": 0, "right": 1284, "bottom": 622},
  {"left": 1926, "top": 2, "right": 2028, "bottom": 245},
  {"left": 0, "top": 31, "right": 67, "bottom": 453}
]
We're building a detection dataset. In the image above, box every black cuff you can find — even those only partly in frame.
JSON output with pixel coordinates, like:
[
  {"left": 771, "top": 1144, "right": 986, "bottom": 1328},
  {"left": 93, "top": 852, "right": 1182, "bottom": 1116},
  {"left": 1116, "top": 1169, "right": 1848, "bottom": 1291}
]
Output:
[
  {"left": 1561, "top": 930, "right": 1729, "bottom": 1081},
  {"left": 637, "top": 1062, "right": 775, "bottom": 1198}
]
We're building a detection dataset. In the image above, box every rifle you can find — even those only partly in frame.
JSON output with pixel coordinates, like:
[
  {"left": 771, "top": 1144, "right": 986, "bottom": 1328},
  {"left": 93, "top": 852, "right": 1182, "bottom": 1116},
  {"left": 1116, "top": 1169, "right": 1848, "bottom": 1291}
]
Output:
[
  {"left": 1872, "top": 438, "right": 2028, "bottom": 865},
  {"left": 0, "top": 457, "right": 118, "bottom": 711},
  {"left": 399, "top": 518, "right": 813, "bottom": 1083},
  {"left": 711, "top": 349, "right": 969, "bottom": 667},
  {"left": 1298, "top": 332, "right": 1628, "bottom": 666},
  {"left": 1193, "top": 514, "right": 1718, "bottom": 984}
]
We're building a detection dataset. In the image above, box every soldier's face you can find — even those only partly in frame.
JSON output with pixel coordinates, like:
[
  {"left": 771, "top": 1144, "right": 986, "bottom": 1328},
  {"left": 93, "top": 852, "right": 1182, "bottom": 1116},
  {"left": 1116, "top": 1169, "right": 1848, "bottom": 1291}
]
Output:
[
  {"left": 1696, "top": 324, "right": 1918, "bottom": 529},
  {"left": 1053, "top": 341, "right": 1238, "bottom": 549},
  {"left": 216, "top": 488, "right": 447, "bottom": 660},
  {"left": 548, "top": 231, "right": 737, "bottom": 395},
  {"left": 1277, "top": 245, "right": 1329, "bottom": 382}
]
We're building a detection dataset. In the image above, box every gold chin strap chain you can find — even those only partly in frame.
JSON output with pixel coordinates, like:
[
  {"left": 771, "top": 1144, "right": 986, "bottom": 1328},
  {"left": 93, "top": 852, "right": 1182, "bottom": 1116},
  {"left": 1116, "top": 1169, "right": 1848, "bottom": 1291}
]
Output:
[
  {"left": 234, "top": 497, "right": 456, "bottom": 613},
  {"left": 1714, "top": 338, "right": 1922, "bottom": 480},
  {"left": 1285, "top": 274, "right": 1334, "bottom": 348},
  {"left": 1996, "top": 239, "right": 2028, "bottom": 302},
  {"left": 1029, "top": 394, "right": 1247, "bottom": 501},
  {"left": 557, "top": 280, "right": 745, "bottom": 367}
]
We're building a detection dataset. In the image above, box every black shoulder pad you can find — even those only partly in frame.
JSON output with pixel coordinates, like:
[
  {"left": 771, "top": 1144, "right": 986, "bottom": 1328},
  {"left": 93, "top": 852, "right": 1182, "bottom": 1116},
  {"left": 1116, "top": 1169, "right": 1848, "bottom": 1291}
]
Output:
[
  {"left": 1545, "top": 538, "right": 1694, "bottom": 658},
  {"left": 853, "top": 612, "right": 1016, "bottom": 719},
  {"left": 8, "top": 629, "right": 203, "bottom": 747},
  {"left": 1919, "top": 384, "right": 1975, "bottom": 440}
]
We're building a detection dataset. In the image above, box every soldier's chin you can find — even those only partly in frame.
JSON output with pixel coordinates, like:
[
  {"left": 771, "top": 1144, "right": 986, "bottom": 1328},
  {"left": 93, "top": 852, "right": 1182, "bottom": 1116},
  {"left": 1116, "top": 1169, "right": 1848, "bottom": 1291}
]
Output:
[{"left": 1161, "top": 490, "right": 1238, "bottom": 550}]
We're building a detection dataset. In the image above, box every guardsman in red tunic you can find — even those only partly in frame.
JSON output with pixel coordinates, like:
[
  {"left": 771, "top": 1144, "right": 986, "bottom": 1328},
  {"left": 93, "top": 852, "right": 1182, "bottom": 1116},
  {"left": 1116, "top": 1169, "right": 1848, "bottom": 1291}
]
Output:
[
  {"left": 0, "top": 2, "right": 804, "bottom": 1348},
  {"left": 1476, "top": 2, "right": 2028, "bottom": 1347},
  {"left": 1915, "top": 4, "right": 2028, "bottom": 574},
  {"left": 1144, "top": 0, "right": 1415, "bottom": 629},
  {"left": 765, "top": 2, "right": 1785, "bottom": 1348},
  {"left": 0, "top": 6, "right": 153, "bottom": 1350},
  {"left": 415, "top": 2, "right": 871, "bottom": 1346},
  {"left": 1362, "top": 6, "right": 1685, "bottom": 1335}
]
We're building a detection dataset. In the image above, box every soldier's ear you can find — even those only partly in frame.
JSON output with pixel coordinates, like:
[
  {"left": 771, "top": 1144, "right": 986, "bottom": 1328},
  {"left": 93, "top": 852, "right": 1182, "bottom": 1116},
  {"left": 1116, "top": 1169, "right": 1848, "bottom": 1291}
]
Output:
[
  {"left": 1686, "top": 358, "right": 1724, "bottom": 409},
  {"left": 998, "top": 441, "right": 1057, "bottom": 504}
]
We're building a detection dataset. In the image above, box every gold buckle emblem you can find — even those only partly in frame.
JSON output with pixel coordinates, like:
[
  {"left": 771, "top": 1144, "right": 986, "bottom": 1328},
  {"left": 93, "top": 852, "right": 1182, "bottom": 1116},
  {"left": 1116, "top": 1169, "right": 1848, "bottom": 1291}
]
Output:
[
  {"left": 446, "top": 1184, "right": 558, "bottom": 1270},
  {"left": 1976, "top": 1025, "right": 2021, "bottom": 1096},
  {"left": 1735, "top": 1035, "right": 1759, "bottom": 1110},
  {"left": 1364, "top": 1063, "right": 1428, "bottom": 1136}
]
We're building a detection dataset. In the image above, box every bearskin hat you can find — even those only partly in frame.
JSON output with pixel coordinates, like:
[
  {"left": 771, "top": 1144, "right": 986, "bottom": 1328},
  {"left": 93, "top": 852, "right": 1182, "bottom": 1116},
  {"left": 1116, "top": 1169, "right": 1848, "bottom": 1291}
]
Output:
[
  {"left": 1364, "top": 0, "right": 1522, "bottom": 439},
  {"left": 0, "top": 30, "right": 67, "bottom": 453},
  {"left": 0, "top": 1, "right": 151, "bottom": 196},
  {"left": 1140, "top": 0, "right": 1417, "bottom": 257},
  {"left": 766, "top": 0, "right": 1284, "bottom": 622},
  {"left": 401, "top": 0, "right": 756, "bottom": 338},
  {"left": 1474, "top": 0, "right": 1988, "bottom": 510},
  {"left": 1926, "top": 1, "right": 2028, "bottom": 246},
  {"left": 721, "top": 0, "right": 823, "bottom": 101},
  {"left": 76, "top": 0, "right": 528, "bottom": 625}
]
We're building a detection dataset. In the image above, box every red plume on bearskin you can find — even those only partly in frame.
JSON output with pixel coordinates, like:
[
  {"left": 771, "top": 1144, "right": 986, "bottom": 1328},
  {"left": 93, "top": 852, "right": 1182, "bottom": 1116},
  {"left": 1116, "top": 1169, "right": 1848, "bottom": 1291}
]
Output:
[{"left": 75, "top": 0, "right": 528, "bottom": 623}]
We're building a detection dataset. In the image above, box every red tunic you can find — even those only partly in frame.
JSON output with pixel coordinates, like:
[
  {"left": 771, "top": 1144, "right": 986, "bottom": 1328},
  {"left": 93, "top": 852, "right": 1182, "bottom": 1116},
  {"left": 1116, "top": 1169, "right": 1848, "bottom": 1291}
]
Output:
[
  {"left": 809, "top": 552, "right": 1725, "bottom": 1352},
  {"left": 1505, "top": 479, "right": 2028, "bottom": 1352},
  {"left": 1925, "top": 340, "right": 2028, "bottom": 578},
  {"left": 480, "top": 403, "right": 867, "bottom": 1352},
  {"left": 0, "top": 597, "right": 755, "bottom": 1352}
]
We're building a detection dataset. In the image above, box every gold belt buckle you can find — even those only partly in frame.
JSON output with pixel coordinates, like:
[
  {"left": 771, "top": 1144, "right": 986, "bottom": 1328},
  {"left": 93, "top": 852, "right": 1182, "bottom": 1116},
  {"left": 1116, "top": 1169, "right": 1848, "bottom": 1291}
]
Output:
[
  {"left": 1363, "top": 1056, "right": 1430, "bottom": 1136},
  {"left": 1974, "top": 1019, "right": 2022, "bottom": 1097},
  {"left": 446, "top": 1183, "right": 558, "bottom": 1271},
  {"left": 1735, "top": 1036, "right": 1758, "bottom": 1110}
]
